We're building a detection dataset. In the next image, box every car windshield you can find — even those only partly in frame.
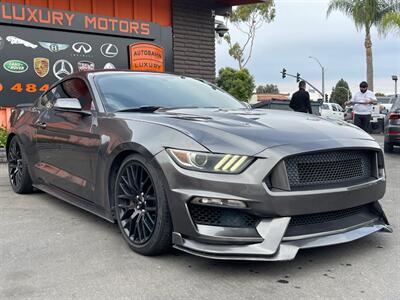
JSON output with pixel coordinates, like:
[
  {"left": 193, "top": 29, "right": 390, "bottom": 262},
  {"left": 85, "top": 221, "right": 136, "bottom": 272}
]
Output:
[
  {"left": 377, "top": 98, "right": 391, "bottom": 104},
  {"left": 94, "top": 72, "right": 245, "bottom": 112},
  {"left": 391, "top": 98, "right": 400, "bottom": 111}
]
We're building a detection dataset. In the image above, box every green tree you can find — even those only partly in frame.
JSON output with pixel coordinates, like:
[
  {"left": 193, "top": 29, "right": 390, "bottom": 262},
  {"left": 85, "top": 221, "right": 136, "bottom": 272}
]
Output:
[
  {"left": 330, "top": 79, "right": 352, "bottom": 106},
  {"left": 256, "top": 84, "right": 280, "bottom": 94},
  {"left": 381, "top": 11, "right": 400, "bottom": 34},
  {"left": 327, "top": 0, "right": 400, "bottom": 91},
  {"left": 0, "top": 127, "right": 7, "bottom": 148},
  {"left": 216, "top": 67, "right": 255, "bottom": 101},
  {"left": 375, "top": 92, "right": 386, "bottom": 96},
  {"left": 223, "top": 2, "right": 275, "bottom": 69}
]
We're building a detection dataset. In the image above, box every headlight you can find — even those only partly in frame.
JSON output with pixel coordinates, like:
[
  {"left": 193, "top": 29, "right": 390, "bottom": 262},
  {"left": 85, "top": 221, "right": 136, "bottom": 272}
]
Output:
[{"left": 166, "top": 149, "right": 253, "bottom": 173}]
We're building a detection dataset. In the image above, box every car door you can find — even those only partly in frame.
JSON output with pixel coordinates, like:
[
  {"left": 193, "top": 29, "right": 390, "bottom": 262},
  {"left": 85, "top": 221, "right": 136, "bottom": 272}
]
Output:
[
  {"left": 333, "top": 104, "right": 344, "bottom": 120},
  {"left": 321, "top": 104, "right": 329, "bottom": 118},
  {"left": 34, "top": 78, "right": 101, "bottom": 202},
  {"left": 330, "top": 104, "right": 338, "bottom": 119}
]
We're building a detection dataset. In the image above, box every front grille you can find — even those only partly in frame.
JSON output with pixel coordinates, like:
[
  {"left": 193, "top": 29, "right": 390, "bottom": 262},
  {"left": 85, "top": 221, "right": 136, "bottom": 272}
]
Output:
[
  {"left": 284, "top": 150, "right": 374, "bottom": 191},
  {"left": 188, "top": 204, "right": 259, "bottom": 228},
  {"left": 289, "top": 205, "right": 365, "bottom": 227}
]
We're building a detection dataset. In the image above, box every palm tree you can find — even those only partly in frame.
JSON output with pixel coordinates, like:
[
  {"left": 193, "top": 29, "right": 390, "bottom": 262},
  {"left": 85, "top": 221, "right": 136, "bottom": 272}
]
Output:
[
  {"left": 381, "top": 11, "right": 400, "bottom": 34},
  {"left": 327, "top": 0, "right": 400, "bottom": 91}
]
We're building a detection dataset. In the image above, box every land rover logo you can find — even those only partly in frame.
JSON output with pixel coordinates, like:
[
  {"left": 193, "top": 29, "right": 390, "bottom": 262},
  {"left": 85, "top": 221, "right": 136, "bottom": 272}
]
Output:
[{"left": 3, "top": 60, "right": 28, "bottom": 73}]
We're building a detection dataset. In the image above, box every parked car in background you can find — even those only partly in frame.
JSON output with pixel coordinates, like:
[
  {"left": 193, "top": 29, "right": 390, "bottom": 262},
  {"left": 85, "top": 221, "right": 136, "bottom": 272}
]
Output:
[
  {"left": 384, "top": 97, "right": 400, "bottom": 153},
  {"left": 377, "top": 96, "right": 397, "bottom": 113},
  {"left": 251, "top": 99, "right": 322, "bottom": 115},
  {"left": 320, "top": 103, "right": 344, "bottom": 121},
  {"left": 371, "top": 102, "right": 386, "bottom": 134},
  {"left": 344, "top": 106, "right": 354, "bottom": 123}
]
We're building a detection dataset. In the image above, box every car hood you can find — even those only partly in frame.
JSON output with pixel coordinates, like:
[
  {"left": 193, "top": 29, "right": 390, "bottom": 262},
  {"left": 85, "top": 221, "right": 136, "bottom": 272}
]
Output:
[{"left": 116, "top": 108, "right": 375, "bottom": 155}]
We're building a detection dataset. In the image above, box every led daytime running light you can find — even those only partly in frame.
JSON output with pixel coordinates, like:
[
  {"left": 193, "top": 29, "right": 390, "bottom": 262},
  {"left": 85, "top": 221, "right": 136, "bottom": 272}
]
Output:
[{"left": 167, "top": 149, "right": 251, "bottom": 174}]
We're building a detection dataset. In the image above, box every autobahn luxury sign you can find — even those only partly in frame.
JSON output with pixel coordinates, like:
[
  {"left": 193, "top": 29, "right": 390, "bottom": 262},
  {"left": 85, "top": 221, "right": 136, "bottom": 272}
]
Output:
[
  {"left": 129, "top": 43, "right": 165, "bottom": 73},
  {"left": 0, "top": 3, "right": 172, "bottom": 106}
]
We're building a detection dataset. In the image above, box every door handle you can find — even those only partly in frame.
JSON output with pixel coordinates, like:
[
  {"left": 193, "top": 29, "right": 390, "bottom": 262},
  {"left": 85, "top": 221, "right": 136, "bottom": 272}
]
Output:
[{"left": 35, "top": 122, "right": 47, "bottom": 129}]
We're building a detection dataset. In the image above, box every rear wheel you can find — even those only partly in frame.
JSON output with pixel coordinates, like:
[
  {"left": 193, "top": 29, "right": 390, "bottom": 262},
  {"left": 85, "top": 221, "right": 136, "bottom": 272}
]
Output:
[
  {"left": 384, "top": 142, "right": 393, "bottom": 153},
  {"left": 7, "top": 137, "right": 33, "bottom": 194},
  {"left": 114, "top": 154, "right": 172, "bottom": 255}
]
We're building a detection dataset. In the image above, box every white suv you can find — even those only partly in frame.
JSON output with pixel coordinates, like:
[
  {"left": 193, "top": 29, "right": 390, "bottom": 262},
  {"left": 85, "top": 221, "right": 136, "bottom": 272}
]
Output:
[{"left": 320, "top": 103, "right": 345, "bottom": 121}]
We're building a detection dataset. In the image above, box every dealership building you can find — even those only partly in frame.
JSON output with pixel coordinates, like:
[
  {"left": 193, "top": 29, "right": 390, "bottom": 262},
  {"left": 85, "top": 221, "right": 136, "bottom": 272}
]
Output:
[{"left": 0, "top": 0, "right": 260, "bottom": 128}]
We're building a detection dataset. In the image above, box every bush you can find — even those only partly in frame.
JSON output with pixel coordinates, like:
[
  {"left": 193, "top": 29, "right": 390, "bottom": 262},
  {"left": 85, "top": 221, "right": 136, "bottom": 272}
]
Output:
[
  {"left": 0, "top": 127, "right": 7, "bottom": 148},
  {"left": 216, "top": 67, "right": 255, "bottom": 102}
]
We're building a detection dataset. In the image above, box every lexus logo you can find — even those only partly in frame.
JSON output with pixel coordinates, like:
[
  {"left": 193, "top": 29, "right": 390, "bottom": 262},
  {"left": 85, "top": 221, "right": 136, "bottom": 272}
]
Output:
[
  {"left": 101, "top": 43, "right": 118, "bottom": 58},
  {"left": 53, "top": 59, "right": 73, "bottom": 80},
  {"left": 72, "top": 42, "right": 92, "bottom": 54}
]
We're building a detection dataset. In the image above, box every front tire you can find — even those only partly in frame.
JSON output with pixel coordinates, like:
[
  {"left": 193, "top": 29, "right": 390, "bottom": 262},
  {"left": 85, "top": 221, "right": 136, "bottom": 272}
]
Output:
[
  {"left": 7, "top": 137, "right": 33, "bottom": 194},
  {"left": 114, "top": 154, "right": 172, "bottom": 256},
  {"left": 384, "top": 142, "right": 393, "bottom": 153}
]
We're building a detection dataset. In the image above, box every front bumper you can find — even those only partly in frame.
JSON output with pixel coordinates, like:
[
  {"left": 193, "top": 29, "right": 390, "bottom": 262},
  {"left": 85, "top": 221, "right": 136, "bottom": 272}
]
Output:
[{"left": 155, "top": 139, "right": 390, "bottom": 260}]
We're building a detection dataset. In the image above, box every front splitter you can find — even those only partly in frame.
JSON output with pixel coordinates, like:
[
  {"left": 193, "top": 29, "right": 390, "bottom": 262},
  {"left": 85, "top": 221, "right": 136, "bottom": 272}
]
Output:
[{"left": 172, "top": 219, "right": 391, "bottom": 261}]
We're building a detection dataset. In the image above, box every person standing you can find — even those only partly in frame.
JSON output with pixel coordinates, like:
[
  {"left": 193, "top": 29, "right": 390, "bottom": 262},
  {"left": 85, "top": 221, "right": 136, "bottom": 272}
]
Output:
[
  {"left": 345, "top": 81, "right": 377, "bottom": 132},
  {"left": 289, "top": 81, "right": 312, "bottom": 114}
]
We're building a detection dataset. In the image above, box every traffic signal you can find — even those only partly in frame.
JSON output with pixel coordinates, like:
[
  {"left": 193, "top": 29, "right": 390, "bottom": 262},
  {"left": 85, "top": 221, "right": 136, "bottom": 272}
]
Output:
[
  {"left": 296, "top": 73, "right": 301, "bottom": 82},
  {"left": 282, "top": 68, "right": 287, "bottom": 79},
  {"left": 325, "top": 94, "right": 329, "bottom": 101}
]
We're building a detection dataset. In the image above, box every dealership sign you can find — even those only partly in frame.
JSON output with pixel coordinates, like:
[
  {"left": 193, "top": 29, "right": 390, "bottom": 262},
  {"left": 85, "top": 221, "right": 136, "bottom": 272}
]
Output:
[
  {"left": 0, "top": 3, "right": 172, "bottom": 106},
  {"left": 129, "top": 43, "right": 165, "bottom": 73},
  {"left": 0, "top": 3, "right": 160, "bottom": 40}
]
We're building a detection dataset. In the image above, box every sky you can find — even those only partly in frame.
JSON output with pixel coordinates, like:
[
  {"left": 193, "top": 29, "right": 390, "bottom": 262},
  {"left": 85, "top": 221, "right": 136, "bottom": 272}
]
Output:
[{"left": 216, "top": 0, "right": 400, "bottom": 97}]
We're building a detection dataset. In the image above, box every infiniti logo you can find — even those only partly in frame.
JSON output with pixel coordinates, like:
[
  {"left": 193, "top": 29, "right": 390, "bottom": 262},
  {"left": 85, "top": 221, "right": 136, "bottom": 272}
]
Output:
[
  {"left": 101, "top": 43, "right": 118, "bottom": 58},
  {"left": 72, "top": 42, "right": 92, "bottom": 54}
]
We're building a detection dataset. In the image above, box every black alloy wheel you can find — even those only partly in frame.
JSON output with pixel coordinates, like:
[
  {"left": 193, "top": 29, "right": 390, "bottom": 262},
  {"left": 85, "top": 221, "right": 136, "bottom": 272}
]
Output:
[
  {"left": 8, "top": 137, "right": 33, "bottom": 194},
  {"left": 114, "top": 154, "right": 172, "bottom": 255}
]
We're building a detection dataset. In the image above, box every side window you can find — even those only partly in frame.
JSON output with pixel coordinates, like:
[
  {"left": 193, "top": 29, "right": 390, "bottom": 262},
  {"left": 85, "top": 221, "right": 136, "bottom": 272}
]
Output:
[
  {"left": 38, "top": 86, "right": 59, "bottom": 110},
  {"left": 38, "top": 79, "right": 94, "bottom": 111},
  {"left": 61, "top": 79, "right": 94, "bottom": 111},
  {"left": 332, "top": 105, "right": 337, "bottom": 112},
  {"left": 322, "top": 104, "right": 329, "bottom": 110}
]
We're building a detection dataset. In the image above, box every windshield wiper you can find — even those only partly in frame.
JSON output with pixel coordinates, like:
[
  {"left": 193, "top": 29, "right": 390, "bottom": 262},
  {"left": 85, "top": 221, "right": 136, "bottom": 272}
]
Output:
[{"left": 116, "top": 106, "right": 163, "bottom": 113}]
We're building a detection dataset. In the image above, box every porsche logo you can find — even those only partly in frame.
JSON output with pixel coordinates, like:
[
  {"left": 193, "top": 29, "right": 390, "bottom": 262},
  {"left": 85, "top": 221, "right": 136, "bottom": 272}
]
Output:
[{"left": 34, "top": 57, "right": 49, "bottom": 77}]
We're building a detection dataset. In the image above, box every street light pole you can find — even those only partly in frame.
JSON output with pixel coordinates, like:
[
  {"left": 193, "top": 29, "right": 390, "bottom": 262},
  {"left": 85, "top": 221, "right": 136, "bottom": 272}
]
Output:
[
  {"left": 392, "top": 75, "right": 398, "bottom": 98},
  {"left": 309, "top": 56, "right": 325, "bottom": 102}
]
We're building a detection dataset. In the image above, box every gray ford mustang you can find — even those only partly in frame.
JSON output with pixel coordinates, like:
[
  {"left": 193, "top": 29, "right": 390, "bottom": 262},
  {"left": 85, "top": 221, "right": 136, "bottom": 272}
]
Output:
[{"left": 7, "top": 71, "right": 392, "bottom": 260}]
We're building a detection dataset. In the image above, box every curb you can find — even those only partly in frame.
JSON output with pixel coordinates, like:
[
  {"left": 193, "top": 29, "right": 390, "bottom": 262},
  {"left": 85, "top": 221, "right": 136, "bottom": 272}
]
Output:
[{"left": 0, "top": 148, "right": 7, "bottom": 163}]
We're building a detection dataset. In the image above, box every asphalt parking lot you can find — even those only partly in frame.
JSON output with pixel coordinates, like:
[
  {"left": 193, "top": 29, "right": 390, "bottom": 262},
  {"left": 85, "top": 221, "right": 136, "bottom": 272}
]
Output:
[{"left": 0, "top": 135, "right": 399, "bottom": 300}]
